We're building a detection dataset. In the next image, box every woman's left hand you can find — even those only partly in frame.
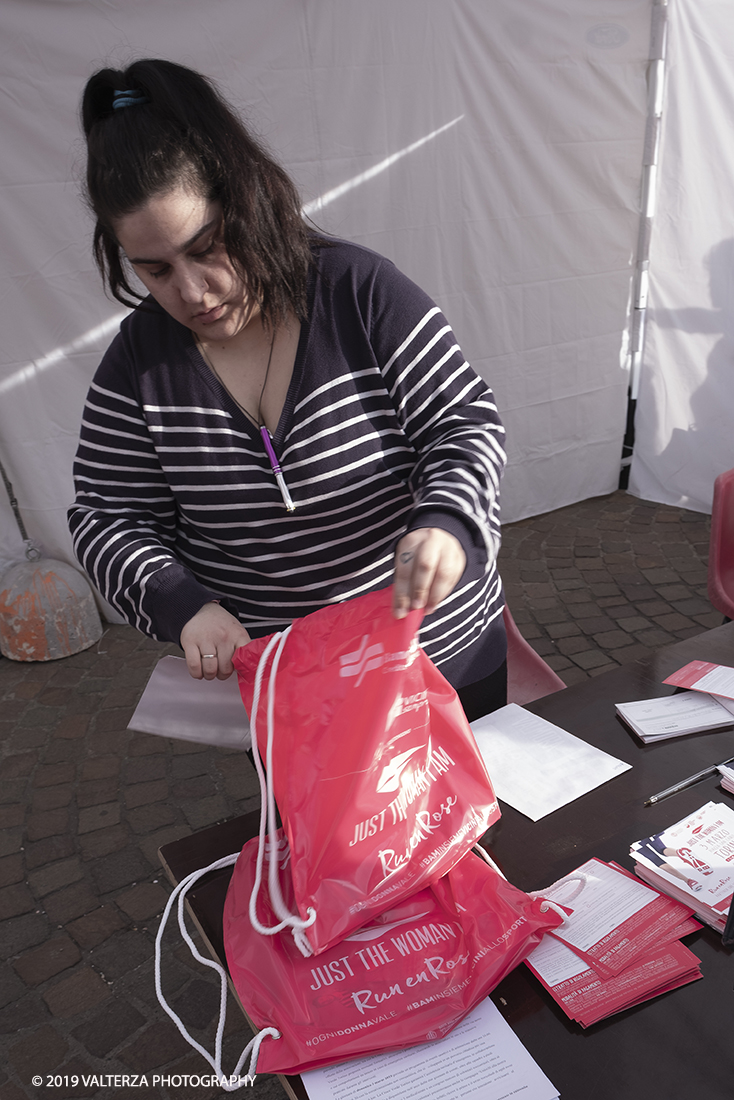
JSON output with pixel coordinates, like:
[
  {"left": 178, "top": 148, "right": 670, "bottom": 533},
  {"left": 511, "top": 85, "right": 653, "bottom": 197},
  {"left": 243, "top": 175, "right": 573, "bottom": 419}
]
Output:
[
  {"left": 392, "top": 528, "right": 466, "bottom": 619},
  {"left": 180, "top": 601, "right": 252, "bottom": 680}
]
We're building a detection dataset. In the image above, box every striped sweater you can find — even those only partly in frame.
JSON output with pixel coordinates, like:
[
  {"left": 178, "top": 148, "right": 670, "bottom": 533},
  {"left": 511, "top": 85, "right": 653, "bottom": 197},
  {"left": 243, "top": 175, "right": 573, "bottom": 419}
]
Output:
[{"left": 69, "top": 238, "right": 507, "bottom": 686}]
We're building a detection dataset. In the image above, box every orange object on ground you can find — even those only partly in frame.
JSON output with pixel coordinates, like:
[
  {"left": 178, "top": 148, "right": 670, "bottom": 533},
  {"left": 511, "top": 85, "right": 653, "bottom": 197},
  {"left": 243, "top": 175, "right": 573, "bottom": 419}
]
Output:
[{"left": 0, "top": 559, "right": 103, "bottom": 661}]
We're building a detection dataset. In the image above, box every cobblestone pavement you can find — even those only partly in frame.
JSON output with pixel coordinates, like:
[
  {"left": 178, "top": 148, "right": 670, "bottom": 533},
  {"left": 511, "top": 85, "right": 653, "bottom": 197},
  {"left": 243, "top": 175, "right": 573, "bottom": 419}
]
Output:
[
  {"left": 499, "top": 491, "right": 718, "bottom": 683},
  {"left": 0, "top": 491, "right": 716, "bottom": 1100}
]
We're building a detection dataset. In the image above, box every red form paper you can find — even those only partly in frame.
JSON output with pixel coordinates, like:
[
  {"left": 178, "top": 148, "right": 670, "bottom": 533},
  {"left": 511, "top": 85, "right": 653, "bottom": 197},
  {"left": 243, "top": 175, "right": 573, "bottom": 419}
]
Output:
[
  {"left": 663, "top": 660, "right": 734, "bottom": 700},
  {"left": 540, "top": 858, "right": 696, "bottom": 978},
  {"left": 604, "top": 863, "right": 703, "bottom": 944},
  {"left": 572, "top": 941, "right": 702, "bottom": 1028},
  {"left": 664, "top": 916, "right": 704, "bottom": 938},
  {"left": 526, "top": 934, "right": 701, "bottom": 1028},
  {"left": 607, "top": 862, "right": 702, "bottom": 941}
]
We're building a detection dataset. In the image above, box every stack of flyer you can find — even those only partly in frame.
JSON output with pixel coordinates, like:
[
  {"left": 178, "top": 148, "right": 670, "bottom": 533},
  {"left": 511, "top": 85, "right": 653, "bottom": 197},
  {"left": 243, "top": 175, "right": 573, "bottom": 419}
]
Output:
[
  {"left": 661, "top": 660, "right": 734, "bottom": 725},
  {"left": 719, "top": 764, "right": 734, "bottom": 795},
  {"left": 524, "top": 858, "right": 701, "bottom": 1028},
  {"left": 631, "top": 800, "right": 734, "bottom": 934},
  {"left": 614, "top": 691, "right": 734, "bottom": 743}
]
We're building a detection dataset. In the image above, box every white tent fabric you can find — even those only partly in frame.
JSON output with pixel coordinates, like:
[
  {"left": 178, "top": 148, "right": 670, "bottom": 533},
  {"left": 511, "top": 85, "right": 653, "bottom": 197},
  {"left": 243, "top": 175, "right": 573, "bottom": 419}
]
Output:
[
  {"left": 629, "top": 0, "right": 734, "bottom": 513},
  {"left": 0, "top": 0, "right": 652, "bottom": 593}
]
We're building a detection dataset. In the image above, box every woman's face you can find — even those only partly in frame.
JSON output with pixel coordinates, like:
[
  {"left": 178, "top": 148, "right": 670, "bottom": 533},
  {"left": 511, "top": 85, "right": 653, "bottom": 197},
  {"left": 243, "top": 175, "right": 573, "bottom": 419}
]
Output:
[{"left": 114, "top": 184, "right": 255, "bottom": 341}]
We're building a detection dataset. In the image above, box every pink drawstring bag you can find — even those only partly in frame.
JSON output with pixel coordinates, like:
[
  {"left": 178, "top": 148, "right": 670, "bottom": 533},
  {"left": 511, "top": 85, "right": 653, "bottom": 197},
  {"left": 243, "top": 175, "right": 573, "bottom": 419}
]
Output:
[
  {"left": 233, "top": 587, "right": 501, "bottom": 956},
  {"left": 221, "top": 841, "right": 565, "bottom": 1076}
]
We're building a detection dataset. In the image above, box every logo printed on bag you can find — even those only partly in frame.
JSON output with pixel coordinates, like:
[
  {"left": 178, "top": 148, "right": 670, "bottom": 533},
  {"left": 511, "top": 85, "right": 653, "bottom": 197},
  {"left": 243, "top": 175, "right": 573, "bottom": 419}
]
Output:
[
  {"left": 338, "top": 635, "right": 418, "bottom": 686},
  {"left": 377, "top": 798, "right": 460, "bottom": 881},
  {"left": 350, "top": 955, "right": 472, "bottom": 1015},
  {"left": 339, "top": 636, "right": 386, "bottom": 686},
  {"left": 306, "top": 909, "right": 465, "bottom": 1007},
  {"left": 349, "top": 744, "right": 457, "bottom": 849},
  {"left": 344, "top": 908, "right": 435, "bottom": 942},
  {"left": 376, "top": 747, "right": 423, "bottom": 794},
  {"left": 308, "top": 915, "right": 462, "bottom": 994},
  {"left": 385, "top": 745, "right": 455, "bottom": 822}
]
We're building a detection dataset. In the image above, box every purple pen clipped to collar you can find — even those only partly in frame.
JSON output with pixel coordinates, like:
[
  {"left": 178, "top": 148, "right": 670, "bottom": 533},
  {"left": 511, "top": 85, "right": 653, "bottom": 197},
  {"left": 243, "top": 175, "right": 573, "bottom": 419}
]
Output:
[{"left": 260, "top": 426, "right": 296, "bottom": 513}]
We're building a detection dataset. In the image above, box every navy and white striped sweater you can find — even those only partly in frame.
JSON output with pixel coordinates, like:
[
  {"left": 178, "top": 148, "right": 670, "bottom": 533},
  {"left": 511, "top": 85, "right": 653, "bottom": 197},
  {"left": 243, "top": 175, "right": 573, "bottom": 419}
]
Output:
[{"left": 69, "top": 239, "right": 507, "bottom": 686}]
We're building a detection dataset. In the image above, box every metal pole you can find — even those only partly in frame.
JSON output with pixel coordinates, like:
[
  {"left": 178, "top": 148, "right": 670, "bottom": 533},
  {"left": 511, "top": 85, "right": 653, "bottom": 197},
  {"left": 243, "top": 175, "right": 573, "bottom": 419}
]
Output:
[
  {"left": 0, "top": 453, "right": 41, "bottom": 561},
  {"left": 619, "top": 0, "right": 669, "bottom": 489}
]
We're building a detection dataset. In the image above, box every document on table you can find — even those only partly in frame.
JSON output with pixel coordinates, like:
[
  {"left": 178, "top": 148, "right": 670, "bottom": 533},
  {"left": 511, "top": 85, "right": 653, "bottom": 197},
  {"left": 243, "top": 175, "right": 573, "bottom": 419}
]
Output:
[
  {"left": 540, "top": 857, "right": 695, "bottom": 977},
  {"left": 301, "top": 998, "right": 559, "bottom": 1100},
  {"left": 471, "top": 703, "right": 631, "bottom": 821},
  {"left": 524, "top": 857, "right": 702, "bottom": 1028},
  {"left": 526, "top": 925, "right": 701, "bottom": 1029},
  {"left": 614, "top": 691, "right": 734, "bottom": 742},
  {"left": 663, "top": 660, "right": 734, "bottom": 700},
  {"left": 128, "top": 654, "right": 250, "bottom": 749}
]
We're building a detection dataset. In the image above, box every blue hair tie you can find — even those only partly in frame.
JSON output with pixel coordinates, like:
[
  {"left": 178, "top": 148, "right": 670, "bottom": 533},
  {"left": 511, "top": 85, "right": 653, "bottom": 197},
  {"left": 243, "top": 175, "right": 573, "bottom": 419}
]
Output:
[{"left": 112, "top": 89, "right": 149, "bottom": 110}]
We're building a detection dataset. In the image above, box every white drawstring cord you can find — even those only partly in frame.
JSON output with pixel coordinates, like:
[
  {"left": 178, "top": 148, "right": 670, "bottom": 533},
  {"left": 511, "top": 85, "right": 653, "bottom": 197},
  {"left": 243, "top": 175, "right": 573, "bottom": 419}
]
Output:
[
  {"left": 154, "top": 854, "right": 280, "bottom": 1089},
  {"left": 472, "top": 846, "right": 586, "bottom": 924},
  {"left": 529, "top": 871, "right": 589, "bottom": 920},
  {"left": 472, "top": 844, "right": 507, "bottom": 878},
  {"left": 534, "top": 899, "right": 569, "bottom": 921},
  {"left": 247, "top": 626, "right": 316, "bottom": 956},
  {"left": 248, "top": 634, "right": 293, "bottom": 938}
]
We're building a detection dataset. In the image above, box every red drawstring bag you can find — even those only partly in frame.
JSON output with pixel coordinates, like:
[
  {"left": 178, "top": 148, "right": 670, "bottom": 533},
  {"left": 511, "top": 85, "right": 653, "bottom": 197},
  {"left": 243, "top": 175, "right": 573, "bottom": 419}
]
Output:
[
  {"left": 222, "top": 839, "right": 565, "bottom": 1075},
  {"left": 233, "top": 588, "right": 501, "bottom": 956}
]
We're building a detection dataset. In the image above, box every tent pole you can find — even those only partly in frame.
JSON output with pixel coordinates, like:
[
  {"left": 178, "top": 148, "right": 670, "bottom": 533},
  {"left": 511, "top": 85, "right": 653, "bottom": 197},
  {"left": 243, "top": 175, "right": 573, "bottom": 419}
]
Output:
[{"left": 619, "top": 0, "right": 669, "bottom": 489}]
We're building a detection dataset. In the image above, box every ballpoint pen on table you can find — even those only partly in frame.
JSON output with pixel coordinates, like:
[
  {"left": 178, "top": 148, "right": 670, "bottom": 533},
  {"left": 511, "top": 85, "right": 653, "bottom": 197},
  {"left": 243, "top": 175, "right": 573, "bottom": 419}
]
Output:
[{"left": 643, "top": 754, "right": 734, "bottom": 806}]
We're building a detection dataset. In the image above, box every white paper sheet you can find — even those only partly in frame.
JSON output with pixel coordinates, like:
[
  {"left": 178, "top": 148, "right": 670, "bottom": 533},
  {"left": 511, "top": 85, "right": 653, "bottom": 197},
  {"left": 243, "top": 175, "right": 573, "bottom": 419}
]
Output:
[
  {"left": 539, "top": 858, "right": 656, "bottom": 954},
  {"left": 687, "top": 666, "right": 734, "bottom": 699},
  {"left": 301, "top": 998, "right": 558, "bottom": 1100},
  {"left": 471, "top": 703, "right": 631, "bottom": 821},
  {"left": 712, "top": 693, "right": 734, "bottom": 717},
  {"left": 128, "top": 655, "right": 250, "bottom": 750}
]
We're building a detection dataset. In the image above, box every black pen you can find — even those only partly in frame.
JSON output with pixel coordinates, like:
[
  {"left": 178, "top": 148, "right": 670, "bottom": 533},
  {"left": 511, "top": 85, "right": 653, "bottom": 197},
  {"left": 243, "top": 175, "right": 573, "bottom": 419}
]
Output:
[{"left": 644, "top": 755, "right": 734, "bottom": 806}]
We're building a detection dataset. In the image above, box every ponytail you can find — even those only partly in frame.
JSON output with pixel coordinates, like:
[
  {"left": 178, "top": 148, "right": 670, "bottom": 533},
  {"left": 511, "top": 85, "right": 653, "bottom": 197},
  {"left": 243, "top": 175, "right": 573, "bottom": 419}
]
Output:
[{"left": 81, "top": 59, "right": 311, "bottom": 323}]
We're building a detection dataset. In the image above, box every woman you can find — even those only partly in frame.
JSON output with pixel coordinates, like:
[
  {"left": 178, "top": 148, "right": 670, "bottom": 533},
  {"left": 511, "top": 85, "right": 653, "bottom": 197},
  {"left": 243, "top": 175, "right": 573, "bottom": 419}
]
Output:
[{"left": 70, "top": 59, "right": 508, "bottom": 719}]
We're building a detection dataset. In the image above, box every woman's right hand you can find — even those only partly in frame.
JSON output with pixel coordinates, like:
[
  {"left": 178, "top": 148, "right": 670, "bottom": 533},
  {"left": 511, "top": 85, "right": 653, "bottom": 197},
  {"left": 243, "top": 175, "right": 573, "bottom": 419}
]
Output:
[{"left": 180, "top": 602, "right": 252, "bottom": 680}]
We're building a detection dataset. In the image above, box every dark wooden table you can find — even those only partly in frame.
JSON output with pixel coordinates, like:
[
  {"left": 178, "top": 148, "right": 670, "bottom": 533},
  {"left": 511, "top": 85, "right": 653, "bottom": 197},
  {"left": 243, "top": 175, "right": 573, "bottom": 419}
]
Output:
[{"left": 160, "top": 622, "right": 734, "bottom": 1100}]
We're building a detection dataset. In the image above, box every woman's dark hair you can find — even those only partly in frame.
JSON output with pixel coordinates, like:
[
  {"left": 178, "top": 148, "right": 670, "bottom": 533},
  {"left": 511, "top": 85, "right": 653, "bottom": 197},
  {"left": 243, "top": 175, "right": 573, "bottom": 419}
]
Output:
[{"left": 81, "top": 59, "right": 312, "bottom": 323}]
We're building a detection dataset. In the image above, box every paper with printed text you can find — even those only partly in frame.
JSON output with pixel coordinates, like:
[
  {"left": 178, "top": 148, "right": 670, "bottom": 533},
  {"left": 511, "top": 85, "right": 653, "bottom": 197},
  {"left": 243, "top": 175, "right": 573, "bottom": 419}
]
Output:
[{"left": 301, "top": 998, "right": 558, "bottom": 1100}]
